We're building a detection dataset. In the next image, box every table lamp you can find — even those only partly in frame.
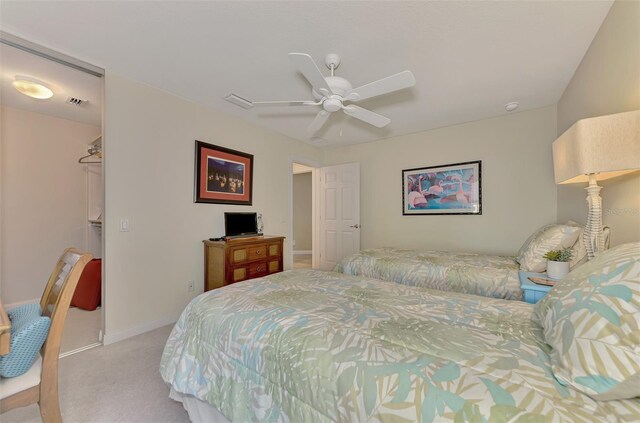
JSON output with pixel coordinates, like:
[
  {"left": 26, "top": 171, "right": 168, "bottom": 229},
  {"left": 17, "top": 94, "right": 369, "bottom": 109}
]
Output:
[{"left": 552, "top": 109, "right": 640, "bottom": 259}]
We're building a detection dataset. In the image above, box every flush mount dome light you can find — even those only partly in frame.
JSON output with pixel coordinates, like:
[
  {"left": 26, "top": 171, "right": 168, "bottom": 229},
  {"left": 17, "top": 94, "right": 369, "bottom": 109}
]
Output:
[
  {"left": 12, "top": 76, "right": 53, "bottom": 99},
  {"left": 504, "top": 101, "right": 519, "bottom": 112}
]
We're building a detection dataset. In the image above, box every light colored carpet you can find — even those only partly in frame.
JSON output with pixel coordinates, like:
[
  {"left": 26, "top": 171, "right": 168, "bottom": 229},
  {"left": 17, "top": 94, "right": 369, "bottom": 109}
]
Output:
[
  {"left": 293, "top": 254, "right": 312, "bottom": 269},
  {"left": 2, "top": 325, "right": 189, "bottom": 423},
  {"left": 60, "top": 307, "right": 102, "bottom": 354}
]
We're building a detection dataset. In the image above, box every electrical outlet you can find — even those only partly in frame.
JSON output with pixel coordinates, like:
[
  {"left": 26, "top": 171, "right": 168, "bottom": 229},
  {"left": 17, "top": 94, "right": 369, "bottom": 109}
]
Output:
[{"left": 187, "top": 280, "right": 195, "bottom": 292}]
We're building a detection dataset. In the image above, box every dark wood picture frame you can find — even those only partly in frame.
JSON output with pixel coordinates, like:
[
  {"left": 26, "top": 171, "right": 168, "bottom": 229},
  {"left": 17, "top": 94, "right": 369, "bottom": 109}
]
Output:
[
  {"left": 402, "top": 160, "right": 482, "bottom": 215},
  {"left": 194, "top": 140, "right": 253, "bottom": 205}
]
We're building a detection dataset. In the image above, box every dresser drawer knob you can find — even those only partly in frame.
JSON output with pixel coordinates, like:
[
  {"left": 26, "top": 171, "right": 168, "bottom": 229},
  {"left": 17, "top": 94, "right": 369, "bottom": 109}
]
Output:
[
  {"left": 256, "top": 267, "right": 262, "bottom": 271},
  {"left": 257, "top": 250, "right": 262, "bottom": 255}
]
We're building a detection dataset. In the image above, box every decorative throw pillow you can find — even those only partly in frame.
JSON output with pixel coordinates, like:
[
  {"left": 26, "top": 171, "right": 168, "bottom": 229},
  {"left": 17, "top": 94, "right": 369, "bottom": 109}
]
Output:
[
  {"left": 0, "top": 304, "right": 51, "bottom": 378},
  {"left": 516, "top": 223, "right": 554, "bottom": 264},
  {"left": 566, "top": 221, "right": 588, "bottom": 269},
  {"left": 7, "top": 303, "right": 41, "bottom": 334},
  {"left": 517, "top": 224, "right": 581, "bottom": 272},
  {"left": 534, "top": 242, "right": 640, "bottom": 401}
]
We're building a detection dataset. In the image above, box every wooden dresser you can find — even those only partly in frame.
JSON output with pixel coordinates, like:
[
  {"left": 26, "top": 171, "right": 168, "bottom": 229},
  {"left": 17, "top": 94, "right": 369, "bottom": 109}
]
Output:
[{"left": 203, "top": 235, "right": 285, "bottom": 291}]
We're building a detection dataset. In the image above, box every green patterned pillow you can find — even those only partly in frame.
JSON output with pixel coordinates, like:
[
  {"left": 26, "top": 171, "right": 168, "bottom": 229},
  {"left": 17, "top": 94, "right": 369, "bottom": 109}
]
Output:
[
  {"left": 516, "top": 223, "right": 554, "bottom": 263},
  {"left": 517, "top": 224, "right": 581, "bottom": 272},
  {"left": 534, "top": 242, "right": 640, "bottom": 400}
]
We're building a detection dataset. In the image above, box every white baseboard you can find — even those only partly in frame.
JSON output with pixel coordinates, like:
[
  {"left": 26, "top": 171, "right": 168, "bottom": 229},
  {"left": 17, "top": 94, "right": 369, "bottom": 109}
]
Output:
[
  {"left": 59, "top": 342, "right": 102, "bottom": 359},
  {"left": 102, "top": 313, "right": 179, "bottom": 345},
  {"left": 4, "top": 298, "right": 40, "bottom": 311},
  {"left": 8, "top": 299, "right": 177, "bottom": 346},
  {"left": 293, "top": 250, "right": 312, "bottom": 255}
]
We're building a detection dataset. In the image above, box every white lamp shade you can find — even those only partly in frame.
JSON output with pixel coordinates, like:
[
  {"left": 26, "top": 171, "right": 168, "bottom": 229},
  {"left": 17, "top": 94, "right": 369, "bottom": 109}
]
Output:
[{"left": 552, "top": 110, "right": 640, "bottom": 184}]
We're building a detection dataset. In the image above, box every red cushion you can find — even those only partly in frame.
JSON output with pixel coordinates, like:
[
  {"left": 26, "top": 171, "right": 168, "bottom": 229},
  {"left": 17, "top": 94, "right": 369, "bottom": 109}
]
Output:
[{"left": 71, "top": 258, "right": 101, "bottom": 311}]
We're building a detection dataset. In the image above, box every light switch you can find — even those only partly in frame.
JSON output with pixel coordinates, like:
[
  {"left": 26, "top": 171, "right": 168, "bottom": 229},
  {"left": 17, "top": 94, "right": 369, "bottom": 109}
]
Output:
[{"left": 120, "top": 219, "right": 130, "bottom": 232}]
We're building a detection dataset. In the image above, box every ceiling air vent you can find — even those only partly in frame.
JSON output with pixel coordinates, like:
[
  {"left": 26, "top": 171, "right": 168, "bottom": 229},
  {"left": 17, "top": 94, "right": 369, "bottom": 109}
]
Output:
[{"left": 66, "top": 96, "right": 88, "bottom": 106}]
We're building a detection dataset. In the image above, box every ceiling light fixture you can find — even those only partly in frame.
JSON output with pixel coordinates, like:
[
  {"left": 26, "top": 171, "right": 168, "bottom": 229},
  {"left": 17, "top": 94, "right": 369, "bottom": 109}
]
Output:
[
  {"left": 504, "top": 101, "right": 519, "bottom": 112},
  {"left": 12, "top": 76, "right": 54, "bottom": 99}
]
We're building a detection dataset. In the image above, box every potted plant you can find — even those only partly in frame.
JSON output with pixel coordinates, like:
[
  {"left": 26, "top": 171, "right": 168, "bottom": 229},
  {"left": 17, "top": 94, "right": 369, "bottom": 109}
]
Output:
[{"left": 543, "top": 247, "right": 573, "bottom": 280}]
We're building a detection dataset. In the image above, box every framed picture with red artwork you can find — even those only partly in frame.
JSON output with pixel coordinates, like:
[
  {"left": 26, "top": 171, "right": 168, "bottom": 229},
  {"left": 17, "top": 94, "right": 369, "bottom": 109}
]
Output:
[{"left": 194, "top": 140, "right": 253, "bottom": 205}]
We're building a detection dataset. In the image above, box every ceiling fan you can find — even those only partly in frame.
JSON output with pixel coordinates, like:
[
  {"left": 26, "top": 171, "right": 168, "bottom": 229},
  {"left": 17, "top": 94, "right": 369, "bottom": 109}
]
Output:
[{"left": 225, "top": 53, "right": 416, "bottom": 135}]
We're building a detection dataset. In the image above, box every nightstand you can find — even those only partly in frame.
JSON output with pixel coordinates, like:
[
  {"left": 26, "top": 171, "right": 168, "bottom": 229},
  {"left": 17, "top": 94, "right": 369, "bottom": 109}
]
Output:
[{"left": 519, "top": 271, "right": 554, "bottom": 304}]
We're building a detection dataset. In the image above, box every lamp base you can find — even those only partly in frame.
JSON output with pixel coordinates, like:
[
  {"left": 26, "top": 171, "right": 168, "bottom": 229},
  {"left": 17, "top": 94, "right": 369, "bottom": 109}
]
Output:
[{"left": 584, "top": 174, "right": 605, "bottom": 260}]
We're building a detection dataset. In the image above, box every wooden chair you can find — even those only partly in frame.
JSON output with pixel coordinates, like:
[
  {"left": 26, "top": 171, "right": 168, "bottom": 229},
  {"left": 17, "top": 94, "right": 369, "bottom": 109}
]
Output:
[{"left": 0, "top": 248, "right": 92, "bottom": 422}]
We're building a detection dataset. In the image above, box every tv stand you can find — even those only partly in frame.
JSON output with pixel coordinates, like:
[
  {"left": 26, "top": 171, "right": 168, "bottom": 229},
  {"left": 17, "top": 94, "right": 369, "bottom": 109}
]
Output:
[{"left": 203, "top": 235, "right": 285, "bottom": 291}]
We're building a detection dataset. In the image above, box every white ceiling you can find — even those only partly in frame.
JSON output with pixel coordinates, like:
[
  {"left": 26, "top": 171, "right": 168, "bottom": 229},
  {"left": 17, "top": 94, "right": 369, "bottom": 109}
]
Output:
[
  {"left": 0, "top": 1, "right": 612, "bottom": 147},
  {"left": 0, "top": 43, "right": 102, "bottom": 126}
]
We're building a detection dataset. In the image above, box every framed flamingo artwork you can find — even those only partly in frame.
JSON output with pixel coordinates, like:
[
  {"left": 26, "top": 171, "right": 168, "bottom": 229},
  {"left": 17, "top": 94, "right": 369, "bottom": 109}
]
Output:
[{"left": 402, "top": 160, "right": 482, "bottom": 215}]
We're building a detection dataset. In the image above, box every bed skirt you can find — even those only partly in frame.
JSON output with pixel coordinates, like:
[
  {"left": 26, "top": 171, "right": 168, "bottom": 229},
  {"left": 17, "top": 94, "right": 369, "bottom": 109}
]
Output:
[{"left": 169, "top": 387, "right": 231, "bottom": 423}]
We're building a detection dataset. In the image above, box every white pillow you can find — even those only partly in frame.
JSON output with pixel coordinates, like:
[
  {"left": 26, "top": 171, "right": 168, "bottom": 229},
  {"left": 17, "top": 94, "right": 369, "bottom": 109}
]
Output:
[
  {"left": 516, "top": 224, "right": 554, "bottom": 263},
  {"left": 518, "top": 224, "right": 581, "bottom": 272}
]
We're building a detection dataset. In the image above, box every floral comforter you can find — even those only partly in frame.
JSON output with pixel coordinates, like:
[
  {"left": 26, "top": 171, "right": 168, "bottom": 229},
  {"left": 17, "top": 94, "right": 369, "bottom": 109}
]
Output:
[
  {"left": 160, "top": 270, "right": 639, "bottom": 422},
  {"left": 335, "top": 247, "right": 522, "bottom": 300}
]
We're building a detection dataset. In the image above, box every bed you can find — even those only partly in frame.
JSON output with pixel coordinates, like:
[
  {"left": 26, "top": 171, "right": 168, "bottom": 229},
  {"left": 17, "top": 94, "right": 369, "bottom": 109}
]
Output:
[
  {"left": 160, "top": 268, "right": 639, "bottom": 422},
  {"left": 334, "top": 248, "right": 523, "bottom": 300},
  {"left": 333, "top": 223, "right": 591, "bottom": 301}
]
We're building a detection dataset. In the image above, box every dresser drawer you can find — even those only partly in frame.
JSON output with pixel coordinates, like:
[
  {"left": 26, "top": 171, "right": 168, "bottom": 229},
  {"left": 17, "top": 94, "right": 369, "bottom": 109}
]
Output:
[
  {"left": 229, "top": 266, "right": 247, "bottom": 283},
  {"left": 230, "top": 247, "right": 249, "bottom": 264},
  {"left": 248, "top": 244, "right": 268, "bottom": 261},
  {"left": 268, "top": 259, "right": 280, "bottom": 273},
  {"left": 228, "top": 261, "right": 271, "bottom": 284},
  {"left": 248, "top": 261, "right": 268, "bottom": 278},
  {"left": 267, "top": 242, "right": 281, "bottom": 257}
]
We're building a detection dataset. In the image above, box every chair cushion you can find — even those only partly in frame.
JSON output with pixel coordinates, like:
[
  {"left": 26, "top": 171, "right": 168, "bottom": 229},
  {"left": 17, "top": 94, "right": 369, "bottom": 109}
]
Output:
[
  {"left": 71, "top": 258, "right": 102, "bottom": 311},
  {"left": 0, "top": 304, "right": 50, "bottom": 378},
  {"left": 0, "top": 355, "right": 41, "bottom": 399},
  {"left": 7, "top": 303, "right": 41, "bottom": 334},
  {"left": 533, "top": 242, "right": 640, "bottom": 400}
]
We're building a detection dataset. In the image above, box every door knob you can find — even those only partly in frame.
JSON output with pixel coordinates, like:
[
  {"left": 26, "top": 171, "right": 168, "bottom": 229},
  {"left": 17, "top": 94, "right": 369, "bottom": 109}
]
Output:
[{"left": 349, "top": 224, "right": 360, "bottom": 229}]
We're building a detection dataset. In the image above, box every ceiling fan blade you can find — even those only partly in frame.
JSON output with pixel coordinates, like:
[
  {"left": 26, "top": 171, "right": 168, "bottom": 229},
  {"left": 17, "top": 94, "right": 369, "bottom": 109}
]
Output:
[
  {"left": 342, "top": 105, "right": 390, "bottom": 128},
  {"left": 252, "top": 100, "right": 320, "bottom": 107},
  {"left": 289, "top": 53, "right": 333, "bottom": 96},
  {"left": 345, "top": 71, "right": 416, "bottom": 102},
  {"left": 308, "top": 110, "right": 331, "bottom": 134}
]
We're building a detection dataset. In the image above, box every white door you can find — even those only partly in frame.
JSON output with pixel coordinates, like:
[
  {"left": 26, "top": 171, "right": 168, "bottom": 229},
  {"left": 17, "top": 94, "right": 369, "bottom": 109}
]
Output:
[{"left": 318, "top": 163, "right": 360, "bottom": 270}]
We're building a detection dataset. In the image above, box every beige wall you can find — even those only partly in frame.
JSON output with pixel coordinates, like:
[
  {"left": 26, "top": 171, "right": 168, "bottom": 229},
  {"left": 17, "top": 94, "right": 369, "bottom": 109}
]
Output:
[
  {"left": 556, "top": 0, "right": 640, "bottom": 246},
  {"left": 293, "top": 172, "right": 312, "bottom": 251},
  {"left": 103, "top": 73, "right": 322, "bottom": 342},
  {"left": 0, "top": 106, "right": 100, "bottom": 304},
  {"left": 324, "top": 106, "right": 558, "bottom": 256}
]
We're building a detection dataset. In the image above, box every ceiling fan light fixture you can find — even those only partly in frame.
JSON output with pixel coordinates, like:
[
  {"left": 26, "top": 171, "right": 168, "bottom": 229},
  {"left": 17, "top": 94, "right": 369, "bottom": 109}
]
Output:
[
  {"left": 13, "top": 75, "right": 53, "bottom": 99},
  {"left": 236, "top": 52, "right": 416, "bottom": 136}
]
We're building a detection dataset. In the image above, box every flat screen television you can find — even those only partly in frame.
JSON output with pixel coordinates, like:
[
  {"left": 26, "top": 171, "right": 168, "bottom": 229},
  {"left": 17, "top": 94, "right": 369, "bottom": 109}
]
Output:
[{"left": 224, "top": 212, "right": 259, "bottom": 238}]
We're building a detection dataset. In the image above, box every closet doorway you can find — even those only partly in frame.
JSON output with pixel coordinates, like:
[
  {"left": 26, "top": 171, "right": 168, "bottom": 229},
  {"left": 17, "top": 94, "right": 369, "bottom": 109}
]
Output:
[
  {"left": 0, "top": 33, "right": 105, "bottom": 356},
  {"left": 291, "top": 162, "right": 316, "bottom": 269}
]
